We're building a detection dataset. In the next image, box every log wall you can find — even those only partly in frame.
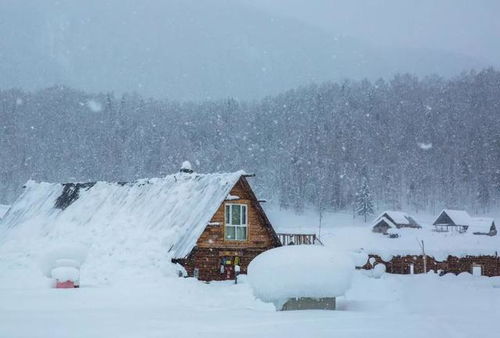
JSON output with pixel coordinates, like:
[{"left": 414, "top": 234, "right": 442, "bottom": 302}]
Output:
[
  {"left": 173, "top": 178, "right": 279, "bottom": 281},
  {"left": 362, "top": 254, "right": 500, "bottom": 276}
]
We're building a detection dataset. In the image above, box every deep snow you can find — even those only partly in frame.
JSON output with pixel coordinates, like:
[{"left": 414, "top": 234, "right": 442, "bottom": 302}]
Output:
[
  {"left": 1, "top": 272, "right": 500, "bottom": 338},
  {"left": 1, "top": 206, "right": 500, "bottom": 337},
  {"left": 248, "top": 246, "right": 354, "bottom": 305}
]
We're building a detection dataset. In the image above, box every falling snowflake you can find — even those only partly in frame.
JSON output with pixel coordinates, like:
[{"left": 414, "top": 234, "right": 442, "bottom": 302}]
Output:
[
  {"left": 417, "top": 142, "right": 432, "bottom": 150},
  {"left": 86, "top": 100, "right": 102, "bottom": 112}
]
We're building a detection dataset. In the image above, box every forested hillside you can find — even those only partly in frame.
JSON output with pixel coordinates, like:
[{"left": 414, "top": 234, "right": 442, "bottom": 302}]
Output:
[{"left": 1, "top": 69, "right": 499, "bottom": 215}]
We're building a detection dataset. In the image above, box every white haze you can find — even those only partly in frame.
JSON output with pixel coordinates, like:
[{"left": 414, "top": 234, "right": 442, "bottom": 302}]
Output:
[{"left": 1, "top": 0, "right": 499, "bottom": 100}]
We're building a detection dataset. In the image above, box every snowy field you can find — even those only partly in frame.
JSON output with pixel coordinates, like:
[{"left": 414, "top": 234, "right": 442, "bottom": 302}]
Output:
[
  {"left": 1, "top": 272, "right": 500, "bottom": 338},
  {"left": 2, "top": 206, "right": 500, "bottom": 337}
]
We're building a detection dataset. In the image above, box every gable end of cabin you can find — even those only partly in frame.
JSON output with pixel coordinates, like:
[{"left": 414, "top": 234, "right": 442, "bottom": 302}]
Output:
[{"left": 172, "top": 177, "right": 280, "bottom": 281}]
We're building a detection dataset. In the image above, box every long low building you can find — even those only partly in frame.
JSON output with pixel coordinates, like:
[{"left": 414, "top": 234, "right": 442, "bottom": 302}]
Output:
[{"left": 323, "top": 221, "right": 500, "bottom": 276}]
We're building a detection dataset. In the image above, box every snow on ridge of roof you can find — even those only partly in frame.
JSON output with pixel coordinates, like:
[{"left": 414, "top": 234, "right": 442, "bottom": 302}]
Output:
[
  {"left": 372, "top": 216, "right": 397, "bottom": 229},
  {"left": 374, "top": 210, "right": 412, "bottom": 225},
  {"left": 434, "top": 209, "right": 472, "bottom": 226},
  {"left": 0, "top": 204, "right": 10, "bottom": 219},
  {"left": 0, "top": 170, "right": 247, "bottom": 281}
]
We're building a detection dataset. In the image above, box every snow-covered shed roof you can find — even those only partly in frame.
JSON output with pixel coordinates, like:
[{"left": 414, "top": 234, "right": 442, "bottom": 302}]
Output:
[
  {"left": 373, "top": 210, "right": 419, "bottom": 227},
  {"left": 372, "top": 216, "right": 397, "bottom": 229},
  {"left": 433, "top": 209, "right": 472, "bottom": 226},
  {"left": 0, "top": 204, "right": 9, "bottom": 219},
  {"left": 470, "top": 217, "right": 495, "bottom": 233},
  {"left": 0, "top": 171, "right": 246, "bottom": 261}
]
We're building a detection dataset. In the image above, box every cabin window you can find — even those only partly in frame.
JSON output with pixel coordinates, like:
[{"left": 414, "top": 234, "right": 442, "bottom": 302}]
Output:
[{"left": 225, "top": 204, "right": 248, "bottom": 241}]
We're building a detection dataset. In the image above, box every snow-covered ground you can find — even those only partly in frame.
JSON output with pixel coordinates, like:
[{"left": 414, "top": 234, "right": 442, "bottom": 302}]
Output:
[
  {"left": 1, "top": 272, "right": 500, "bottom": 338},
  {"left": 267, "top": 207, "right": 500, "bottom": 259},
  {"left": 2, "top": 206, "right": 500, "bottom": 337}
]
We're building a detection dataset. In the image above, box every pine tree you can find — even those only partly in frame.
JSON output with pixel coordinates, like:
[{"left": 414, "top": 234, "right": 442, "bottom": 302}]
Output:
[{"left": 356, "top": 177, "right": 374, "bottom": 222}]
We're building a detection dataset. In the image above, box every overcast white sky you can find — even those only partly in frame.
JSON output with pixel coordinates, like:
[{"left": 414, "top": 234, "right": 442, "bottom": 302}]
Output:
[
  {"left": 1, "top": 0, "right": 499, "bottom": 99},
  {"left": 247, "top": 0, "right": 500, "bottom": 65}
]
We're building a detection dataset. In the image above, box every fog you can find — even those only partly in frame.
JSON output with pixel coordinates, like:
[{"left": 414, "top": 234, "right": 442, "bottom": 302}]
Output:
[
  {"left": 248, "top": 0, "right": 500, "bottom": 65},
  {"left": 1, "top": 0, "right": 499, "bottom": 100}
]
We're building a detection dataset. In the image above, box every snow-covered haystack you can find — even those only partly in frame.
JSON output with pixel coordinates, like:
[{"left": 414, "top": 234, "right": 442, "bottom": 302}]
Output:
[{"left": 248, "top": 246, "right": 354, "bottom": 309}]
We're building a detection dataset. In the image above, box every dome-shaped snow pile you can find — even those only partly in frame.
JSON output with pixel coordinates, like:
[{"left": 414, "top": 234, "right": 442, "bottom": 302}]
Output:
[
  {"left": 40, "top": 244, "right": 88, "bottom": 286},
  {"left": 248, "top": 245, "right": 354, "bottom": 306}
]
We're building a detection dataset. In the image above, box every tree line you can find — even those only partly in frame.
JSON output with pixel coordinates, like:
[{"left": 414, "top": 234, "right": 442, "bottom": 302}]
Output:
[{"left": 1, "top": 69, "right": 499, "bottom": 218}]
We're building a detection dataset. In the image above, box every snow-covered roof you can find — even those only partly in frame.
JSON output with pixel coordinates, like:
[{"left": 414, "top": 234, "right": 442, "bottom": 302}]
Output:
[
  {"left": 433, "top": 209, "right": 472, "bottom": 226},
  {"left": 0, "top": 204, "right": 9, "bottom": 219},
  {"left": 0, "top": 171, "right": 246, "bottom": 262},
  {"left": 375, "top": 211, "right": 414, "bottom": 225},
  {"left": 372, "top": 216, "right": 396, "bottom": 229},
  {"left": 470, "top": 217, "right": 495, "bottom": 233}
]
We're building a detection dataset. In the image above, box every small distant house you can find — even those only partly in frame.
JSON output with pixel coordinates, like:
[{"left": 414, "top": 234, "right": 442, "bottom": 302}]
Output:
[
  {"left": 433, "top": 209, "right": 471, "bottom": 233},
  {"left": 372, "top": 211, "right": 421, "bottom": 234},
  {"left": 432, "top": 210, "right": 497, "bottom": 236}
]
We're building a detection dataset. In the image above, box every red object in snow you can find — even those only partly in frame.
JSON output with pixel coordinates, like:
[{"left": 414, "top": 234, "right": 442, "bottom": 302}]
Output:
[{"left": 56, "top": 280, "right": 75, "bottom": 288}]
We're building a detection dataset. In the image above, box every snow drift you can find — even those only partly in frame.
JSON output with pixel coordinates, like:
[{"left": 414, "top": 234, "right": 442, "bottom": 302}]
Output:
[{"left": 247, "top": 246, "right": 354, "bottom": 307}]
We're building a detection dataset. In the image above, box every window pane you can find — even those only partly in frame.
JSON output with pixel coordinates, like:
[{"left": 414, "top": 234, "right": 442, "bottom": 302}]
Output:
[
  {"left": 226, "top": 226, "right": 235, "bottom": 240},
  {"left": 225, "top": 205, "right": 230, "bottom": 224},
  {"left": 231, "top": 205, "right": 241, "bottom": 225},
  {"left": 236, "top": 226, "right": 247, "bottom": 240},
  {"left": 241, "top": 205, "right": 247, "bottom": 225}
]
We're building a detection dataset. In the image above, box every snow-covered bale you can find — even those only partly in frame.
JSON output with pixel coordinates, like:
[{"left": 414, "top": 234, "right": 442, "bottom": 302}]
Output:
[
  {"left": 40, "top": 244, "right": 87, "bottom": 278},
  {"left": 248, "top": 246, "right": 354, "bottom": 310},
  {"left": 51, "top": 267, "right": 80, "bottom": 283}
]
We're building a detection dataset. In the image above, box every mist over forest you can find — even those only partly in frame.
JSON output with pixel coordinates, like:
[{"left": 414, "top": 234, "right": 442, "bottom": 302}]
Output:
[{"left": 2, "top": 69, "right": 499, "bottom": 215}]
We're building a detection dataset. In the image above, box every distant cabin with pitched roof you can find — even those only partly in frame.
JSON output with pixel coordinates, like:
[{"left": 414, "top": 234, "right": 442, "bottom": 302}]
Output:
[
  {"left": 371, "top": 211, "right": 421, "bottom": 234},
  {"left": 432, "top": 209, "right": 497, "bottom": 236}
]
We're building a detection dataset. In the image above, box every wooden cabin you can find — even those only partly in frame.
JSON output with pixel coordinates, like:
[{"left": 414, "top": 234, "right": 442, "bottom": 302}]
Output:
[
  {"left": 433, "top": 209, "right": 471, "bottom": 233},
  {"left": 371, "top": 211, "right": 420, "bottom": 234},
  {"left": 1, "top": 163, "right": 281, "bottom": 282},
  {"left": 171, "top": 173, "right": 281, "bottom": 281},
  {"left": 433, "top": 209, "right": 497, "bottom": 236}
]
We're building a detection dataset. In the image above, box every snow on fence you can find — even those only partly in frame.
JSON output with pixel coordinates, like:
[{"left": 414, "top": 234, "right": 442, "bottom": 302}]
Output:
[{"left": 277, "top": 233, "right": 323, "bottom": 246}]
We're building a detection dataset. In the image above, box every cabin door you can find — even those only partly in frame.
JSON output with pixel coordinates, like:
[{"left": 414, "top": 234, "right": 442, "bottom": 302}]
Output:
[{"left": 220, "top": 256, "right": 241, "bottom": 280}]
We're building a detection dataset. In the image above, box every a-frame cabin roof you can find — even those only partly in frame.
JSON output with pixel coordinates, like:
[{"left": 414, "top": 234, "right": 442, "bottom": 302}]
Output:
[
  {"left": 433, "top": 209, "right": 471, "bottom": 227},
  {"left": 0, "top": 171, "right": 264, "bottom": 260}
]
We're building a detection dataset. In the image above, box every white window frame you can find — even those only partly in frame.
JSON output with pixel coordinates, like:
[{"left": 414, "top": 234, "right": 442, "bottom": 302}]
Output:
[{"left": 225, "top": 203, "right": 248, "bottom": 241}]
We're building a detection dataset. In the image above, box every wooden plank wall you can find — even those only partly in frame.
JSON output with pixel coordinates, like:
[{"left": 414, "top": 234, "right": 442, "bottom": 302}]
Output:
[{"left": 174, "top": 178, "right": 279, "bottom": 281}]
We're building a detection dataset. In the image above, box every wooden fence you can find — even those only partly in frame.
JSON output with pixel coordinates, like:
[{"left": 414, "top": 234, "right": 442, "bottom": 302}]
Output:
[{"left": 277, "top": 233, "right": 323, "bottom": 246}]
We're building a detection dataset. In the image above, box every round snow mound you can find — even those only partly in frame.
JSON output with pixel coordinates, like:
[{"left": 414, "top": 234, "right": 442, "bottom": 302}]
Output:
[
  {"left": 40, "top": 244, "right": 88, "bottom": 278},
  {"left": 372, "top": 263, "right": 386, "bottom": 278},
  {"left": 248, "top": 245, "right": 354, "bottom": 303}
]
